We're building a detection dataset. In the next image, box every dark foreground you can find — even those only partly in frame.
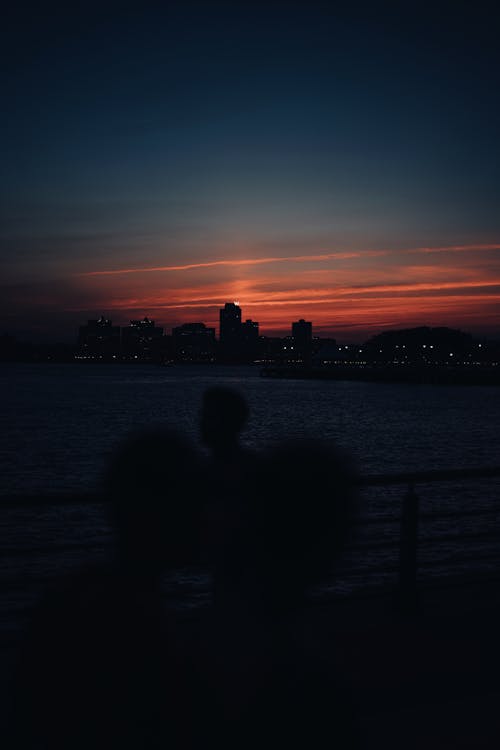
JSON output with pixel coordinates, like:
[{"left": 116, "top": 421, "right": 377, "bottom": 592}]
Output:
[
  {"left": 321, "top": 581, "right": 500, "bottom": 749},
  {"left": 2, "top": 578, "right": 500, "bottom": 748},
  {"left": 2, "top": 387, "right": 500, "bottom": 748}
]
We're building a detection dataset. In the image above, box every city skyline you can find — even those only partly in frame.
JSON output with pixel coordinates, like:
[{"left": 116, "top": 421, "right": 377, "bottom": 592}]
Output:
[
  {"left": 75, "top": 298, "right": 499, "bottom": 345},
  {"left": 70, "top": 304, "right": 500, "bottom": 370},
  {"left": 4, "top": 241, "right": 500, "bottom": 344},
  {"left": 2, "top": 5, "right": 499, "bottom": 342}
]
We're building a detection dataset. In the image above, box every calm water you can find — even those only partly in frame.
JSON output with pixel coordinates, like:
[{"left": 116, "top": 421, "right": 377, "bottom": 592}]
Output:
[
  {"left": 2, "top": 362, "right": 500, "bottom": 495},
  {"left": 2, "top": 362, "right": 500, "bottom": 634}
]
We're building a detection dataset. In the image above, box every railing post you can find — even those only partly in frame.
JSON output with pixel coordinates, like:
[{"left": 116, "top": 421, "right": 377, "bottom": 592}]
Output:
[{"left": 396, "top": 482, "right": 420, "bottom": 613}]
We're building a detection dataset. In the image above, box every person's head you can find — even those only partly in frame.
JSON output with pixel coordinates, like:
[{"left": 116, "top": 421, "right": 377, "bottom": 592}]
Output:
[
  {"left": 200, "top": 387, "right": 249, "bottom": 454},
  {"left": 103, "top": 427, "right": 204, "bottom": 574}
]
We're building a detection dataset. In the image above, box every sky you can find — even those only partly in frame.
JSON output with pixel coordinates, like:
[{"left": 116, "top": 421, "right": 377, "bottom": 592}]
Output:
[{"left": 1, "top": 2, "right": 500, "bottom": 342}]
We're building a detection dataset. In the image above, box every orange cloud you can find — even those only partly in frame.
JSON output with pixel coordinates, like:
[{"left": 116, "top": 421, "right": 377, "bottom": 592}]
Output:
[
  {"left": 68, "top": 240, "right": 500, "bottom": 339},
  {"left": 80, "top": 251, "right": 386, "bottom": 277},
  {"left": 80, "top": 243, "right": 500, "bottom": 277}
]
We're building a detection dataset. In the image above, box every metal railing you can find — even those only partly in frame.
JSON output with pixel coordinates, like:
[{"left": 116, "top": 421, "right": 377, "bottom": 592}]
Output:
[
  {"left": 2, "top": 466, "right": 500, "bottom": 611},
  {"left": 358, "top": 466, "right": 500, "bottom": 609}
]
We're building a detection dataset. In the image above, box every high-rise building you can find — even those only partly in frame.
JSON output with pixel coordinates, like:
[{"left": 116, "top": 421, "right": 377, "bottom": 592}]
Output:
[
  {"left": 219, "top": 303, "right": 260, "bottom": 361},
  {"left": 219, "top": 302, "right": 242, "bottom": 345},
  {"left": 240, "top": 318, "right": 259, "bottom": 361},
  {"left": 292, "top": 318, "right": 312, "bottom": 344},
  {"left": 291, "top": 318, "right": 313, "bottom": 362}
]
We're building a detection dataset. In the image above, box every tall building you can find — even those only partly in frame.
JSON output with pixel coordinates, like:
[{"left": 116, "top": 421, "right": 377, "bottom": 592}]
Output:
[
  {"left": 291, "top": 318, "right": 313, "bottom": 362},
  {"left": 219, "top": 302, "right": 242, "bottom": 345},
  {"left": 292, "top": 318, "right": 312, "bottom": 344},
  {"left": 240, "top": 319, "right": 259, "bottom": 361},
  {"left": 219, "top": 303, "right": 260, "bottom": 361}
]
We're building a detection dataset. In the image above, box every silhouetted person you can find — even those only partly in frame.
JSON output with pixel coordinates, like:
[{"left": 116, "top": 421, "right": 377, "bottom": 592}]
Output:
[
  {"left": 211, "top": 439, "right": 357, "bottom": 612},
  {"left": 200, "top": 440, "right": 361, "bottom": 749},
  {"left": 8, "top": 428, "right": 205, "bottom": 750},
  {"left": 106, "top": 427, "right": 206, "bottom": 575},
  {"left": 199, "top": 386, "right": 258, "bottom": 609}
]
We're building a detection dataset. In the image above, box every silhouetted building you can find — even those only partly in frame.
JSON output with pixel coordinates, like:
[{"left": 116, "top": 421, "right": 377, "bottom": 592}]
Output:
[
  {"left": 292, "top": 318, "right": 312, "bottom": 344},
  {"left": 219, "top": 302, "right": 243, "bottom": 361},
  {"left": 280, "top": 335, "right": 297, "bottom": 364},
  {"left": 218, "top": 304, "right": 260, "bottom": 362},
  {"left": 78, "top": 316, "right": 120, "bottom": 358},
  {"left": 291, "top": 318, "right": 312, "bottom": 362},
  {"left": 219, "top": 303, "right": 241, "bottom": 344},
  {"left": 240, "top": 319, "right": 259, "bottom": 361},
  {"left": 121, "top": 317, "right": 164, "bottom": 359},
  {"left": 172, "top": 323, "right": 216, "bottom": 362},
  {"left": 241, "top": 319, "right": 259, "bottom": 340},
  {"left": 363, "top": 326, "right": 476, "bottom": 365}
]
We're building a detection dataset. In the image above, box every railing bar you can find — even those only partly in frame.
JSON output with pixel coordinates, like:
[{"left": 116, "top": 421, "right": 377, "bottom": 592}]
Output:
[
  {"left": 1, "top": 511, "right": 497, "bottom": 535},
  {"left": 420, "top": 509, "right": 500, "bottom": 520},
  {"left": 356, "top": 509, "right": 500, "bottom": 525},
  {"left": 360, "top": 466, "right": 500, "bottom": 486},
  {"left": 355, "top": 510, "right": 500, "bottom": 524},
  {"left": 418, "top": 531, "right": 500, "bottom": 543},
  {"left": 3, "top": 568, "right": 500, "bottom": 596},
  {"left": 3, "top": 528, "right": 500, "bottom": 559},
  {"left": 417, "top": 553, "right": 500, "bottom": 566},
  {"left": 1, "top": 466, "right": 500, "bottom": 509},
  {"left": 1, "top": 544, "right": 113, "bottom": 557}
]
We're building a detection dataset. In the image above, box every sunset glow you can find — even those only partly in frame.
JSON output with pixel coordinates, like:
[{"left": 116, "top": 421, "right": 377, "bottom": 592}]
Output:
[
  {"left": 56, "top": 242, "right": 499, "bottom": 340},
  {"left": 2, "top": 6, "right": 499, "bottom": 343}
]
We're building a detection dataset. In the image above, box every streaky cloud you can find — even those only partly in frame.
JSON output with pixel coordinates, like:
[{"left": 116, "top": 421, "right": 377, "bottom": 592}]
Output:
[
  {"left": 84, "top": 279, "right": 500, "bottom": 312},
  {"left": 79, "top": 251, "right": 388, "bottom": 276},
  {"left": 79, "top": 243, "right": 500, "bottom": 277}
]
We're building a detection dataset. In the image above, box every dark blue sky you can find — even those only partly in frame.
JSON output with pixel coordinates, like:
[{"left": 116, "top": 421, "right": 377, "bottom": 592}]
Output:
[{"left": 2, "top": 3, "right": 500, "bottom": 340}]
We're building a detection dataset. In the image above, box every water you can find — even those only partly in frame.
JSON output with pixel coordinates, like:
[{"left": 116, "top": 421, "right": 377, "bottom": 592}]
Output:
[
  {"left": 2, "top": 362, "right": 500, "bottom": 495},
  {"left": 1, "top": 362, "right": 500, "bottom": 636}
]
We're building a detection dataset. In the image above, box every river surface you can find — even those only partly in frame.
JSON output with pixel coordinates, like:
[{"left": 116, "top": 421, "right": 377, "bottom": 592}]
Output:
[
  {"left": 1, "top": 362, "right": 500, "bottom": 629},
  {"left": 2, "top": 362, "right": 500, "bottom": 494}
]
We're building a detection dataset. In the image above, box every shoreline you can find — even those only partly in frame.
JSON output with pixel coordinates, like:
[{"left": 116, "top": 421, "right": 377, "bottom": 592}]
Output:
[{"left": 260, "top": 363, "right": 500, "bottom": 386}]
